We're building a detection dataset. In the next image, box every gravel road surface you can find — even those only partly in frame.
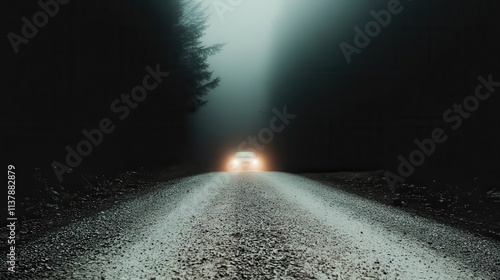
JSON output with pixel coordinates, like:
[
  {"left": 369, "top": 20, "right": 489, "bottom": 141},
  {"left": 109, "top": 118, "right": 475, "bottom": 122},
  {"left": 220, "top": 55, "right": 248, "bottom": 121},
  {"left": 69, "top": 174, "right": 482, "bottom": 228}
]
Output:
[{"left": 14, "top": 172, "right": 500, "bottom": 279}]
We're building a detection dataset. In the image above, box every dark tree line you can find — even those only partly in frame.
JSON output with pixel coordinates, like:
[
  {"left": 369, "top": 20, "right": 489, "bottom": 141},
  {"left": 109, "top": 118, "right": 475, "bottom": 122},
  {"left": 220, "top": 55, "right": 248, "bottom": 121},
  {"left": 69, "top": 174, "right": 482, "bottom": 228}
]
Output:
[
  {"left": 1, "top": 0, "right": 221, "bottom": 184},
  {"left": 267, "top": 0, "right": 500, "bottom": 191}
]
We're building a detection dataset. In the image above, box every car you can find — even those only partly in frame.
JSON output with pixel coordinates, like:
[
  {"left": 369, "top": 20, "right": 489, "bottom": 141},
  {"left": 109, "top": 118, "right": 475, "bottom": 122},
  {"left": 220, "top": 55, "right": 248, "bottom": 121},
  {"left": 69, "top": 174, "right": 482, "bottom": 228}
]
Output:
[{"left": 228, "top": 151, "right": 261, "bottom": 171}]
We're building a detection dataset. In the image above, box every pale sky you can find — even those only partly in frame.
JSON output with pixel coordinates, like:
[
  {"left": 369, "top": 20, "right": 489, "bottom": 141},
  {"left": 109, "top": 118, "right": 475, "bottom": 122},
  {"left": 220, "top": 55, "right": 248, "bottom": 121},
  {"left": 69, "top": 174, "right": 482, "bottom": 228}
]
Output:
[{"left": 189, "top": 0, "right": 286, "bottom": 161}]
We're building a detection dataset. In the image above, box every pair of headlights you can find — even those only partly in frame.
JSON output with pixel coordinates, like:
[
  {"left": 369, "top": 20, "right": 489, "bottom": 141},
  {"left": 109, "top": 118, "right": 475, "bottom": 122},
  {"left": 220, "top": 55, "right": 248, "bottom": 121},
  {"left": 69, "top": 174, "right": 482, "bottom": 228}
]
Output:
[{"left": 232, "top": 158, "right": 259, "bottom": 165}]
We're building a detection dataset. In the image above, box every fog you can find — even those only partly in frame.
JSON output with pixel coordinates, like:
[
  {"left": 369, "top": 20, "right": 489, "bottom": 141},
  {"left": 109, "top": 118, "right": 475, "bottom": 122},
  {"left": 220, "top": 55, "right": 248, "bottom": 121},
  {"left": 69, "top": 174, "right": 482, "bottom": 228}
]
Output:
[
  {"left": 188, "top": 0, "right": 285, "bottom": 169},
  {"left": 189, "top": 0, "right": 500, "bottom": 189},
  {"left": 188, "top": 0, "right": 390, "bottom": 170}
]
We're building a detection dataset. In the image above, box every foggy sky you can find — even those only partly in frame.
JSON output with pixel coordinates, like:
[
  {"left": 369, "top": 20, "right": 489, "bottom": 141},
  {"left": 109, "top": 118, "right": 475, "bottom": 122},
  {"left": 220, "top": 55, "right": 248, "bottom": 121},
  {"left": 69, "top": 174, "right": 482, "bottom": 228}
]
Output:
[
  {"left": 189, "top": 0, "right": 500, "bottom": 187},
  {"left": 188, "top": 0, "right": 285, "bottom": 168}
]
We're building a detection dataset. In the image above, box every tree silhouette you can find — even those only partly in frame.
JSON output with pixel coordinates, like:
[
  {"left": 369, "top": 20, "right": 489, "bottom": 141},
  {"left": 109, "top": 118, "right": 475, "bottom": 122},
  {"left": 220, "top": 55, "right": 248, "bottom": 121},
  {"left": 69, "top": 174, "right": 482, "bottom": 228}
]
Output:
[
  {"left": 1, "top": 0, "right": 223, "bottom": 181},
  {"left": 174, "top": 0, "right": 224, "bottom": 111}
]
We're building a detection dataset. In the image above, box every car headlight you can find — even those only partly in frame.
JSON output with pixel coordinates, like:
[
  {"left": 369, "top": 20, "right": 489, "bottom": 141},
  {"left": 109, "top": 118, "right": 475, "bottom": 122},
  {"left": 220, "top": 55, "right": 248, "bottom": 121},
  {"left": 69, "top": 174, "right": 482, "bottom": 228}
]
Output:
[
  {"left": 252, "top": 159, "right": 259, "bottom": 165},
  {"left": 232, "top": 159, "right": 240, "bottom": 165}
]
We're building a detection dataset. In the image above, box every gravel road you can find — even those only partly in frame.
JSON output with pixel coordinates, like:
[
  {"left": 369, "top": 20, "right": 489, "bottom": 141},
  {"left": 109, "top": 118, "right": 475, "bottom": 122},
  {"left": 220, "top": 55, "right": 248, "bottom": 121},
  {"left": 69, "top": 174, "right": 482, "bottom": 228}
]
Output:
[{"left": 14, "top": 172, "right": 500, "bottom": 279}]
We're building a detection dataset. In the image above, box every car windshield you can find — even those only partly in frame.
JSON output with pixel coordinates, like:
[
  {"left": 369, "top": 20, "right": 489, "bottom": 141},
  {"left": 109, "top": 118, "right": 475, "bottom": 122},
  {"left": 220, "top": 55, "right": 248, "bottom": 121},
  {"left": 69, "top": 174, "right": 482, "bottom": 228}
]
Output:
[{"left": 235, "top": 152, "right": 256, "bottom": 158}]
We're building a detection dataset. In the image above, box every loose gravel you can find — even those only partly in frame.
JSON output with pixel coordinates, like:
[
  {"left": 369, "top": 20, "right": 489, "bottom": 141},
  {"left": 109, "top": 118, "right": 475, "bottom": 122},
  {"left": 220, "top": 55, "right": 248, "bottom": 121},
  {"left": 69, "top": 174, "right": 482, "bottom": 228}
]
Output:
[{"left": 11, "top": 172, "right": 500, "bottom": 279}]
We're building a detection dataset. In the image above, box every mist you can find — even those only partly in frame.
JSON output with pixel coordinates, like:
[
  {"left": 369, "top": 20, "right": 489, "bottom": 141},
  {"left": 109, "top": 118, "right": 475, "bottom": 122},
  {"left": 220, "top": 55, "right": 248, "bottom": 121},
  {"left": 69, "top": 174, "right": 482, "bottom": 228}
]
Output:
[
  {"left": 188, "top": 0, "right": 285, "bottom": 170},
  {"left": 188, "top": 0, "right": 500, "bottom": 188},
  {"left": 3, "top": 1, "right": 500, "bottom": 278}
]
